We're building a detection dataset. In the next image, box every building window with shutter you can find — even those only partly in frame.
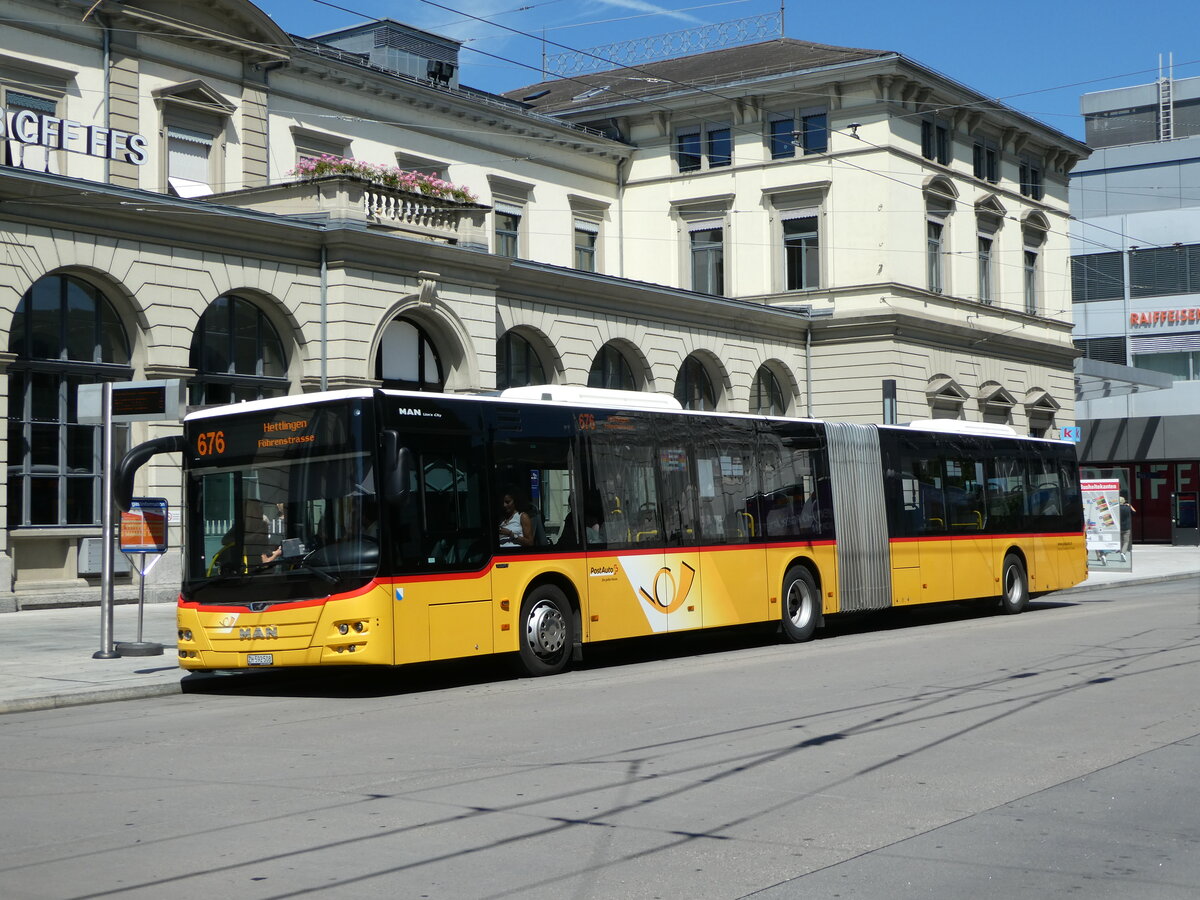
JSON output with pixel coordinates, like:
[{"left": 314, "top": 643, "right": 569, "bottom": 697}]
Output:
[
  {"left": 925, "top": 184, "right": 954, "bottom": 294},
  {"left": 978, "top": 235, "right": 994, "bottom": 305},
  {"left": 166, "top": 126, "right": 215, "bottom": 196},
  {"left": 574, "top": 219, "right": 599, "bottom": 271},
  {"left": 783, "top": 214, "right": 819, "bottom": 290},
  {"left": 689, "top": 224, "right": 724, "bottom": 295},
  {"left": 1129, "top": 244, "right": 1200, "bottom": 298},
  {"left": 1024, "top": 249, "right": 1039, "bottom": 314},
  {"left": 494, "top": 203, "right": 522, "bottom": 258}
]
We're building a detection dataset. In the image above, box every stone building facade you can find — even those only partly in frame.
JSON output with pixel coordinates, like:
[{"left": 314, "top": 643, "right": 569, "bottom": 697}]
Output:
[{"left": 0, "top": 0, "right": 1086, "bottom": 608}]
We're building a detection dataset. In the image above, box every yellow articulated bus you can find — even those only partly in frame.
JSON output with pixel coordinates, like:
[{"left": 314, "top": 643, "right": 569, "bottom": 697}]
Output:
[{"left": 117, "top": 386, "right": 1086, "bottom": 676}]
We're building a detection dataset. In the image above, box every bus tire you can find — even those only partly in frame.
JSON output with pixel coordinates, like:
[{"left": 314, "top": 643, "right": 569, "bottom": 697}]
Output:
[
  {"left": 781, "top": 565, "right": 818, "bottom": 643},
  {"left": 999, "top": 554, "right": 1029, "bottom": 615},
  {"left": 517, "top": 585, "right": 573, "bottom": 676}
]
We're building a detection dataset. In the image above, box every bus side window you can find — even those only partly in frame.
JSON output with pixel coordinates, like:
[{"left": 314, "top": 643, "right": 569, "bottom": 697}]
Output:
[
  {"left": 945, "top": 458, "right": 986, "bottom": 531},
  {"left": 586, "top": 428, "right": 659, "bottom": 549},
  {"left": 494, "top": 431, "right": 575, "bottom": 550},
  {"left": 760, "top": 429, "right": 822, "bottom": 539},
  {"left": 694, "top": 440, "right": 755, "bottom": 543},
  {"left": 985, "top": 455, "right": 1025, "bottom": 532}
]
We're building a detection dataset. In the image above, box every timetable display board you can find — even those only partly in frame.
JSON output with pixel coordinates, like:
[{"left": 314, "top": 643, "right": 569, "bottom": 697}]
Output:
[{"left": 120, "top": 497, "right": 169, "bottom": 553}]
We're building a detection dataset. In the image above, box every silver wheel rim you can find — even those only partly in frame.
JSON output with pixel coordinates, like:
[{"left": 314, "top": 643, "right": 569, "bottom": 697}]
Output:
[
  {"left": 526, "top": 599, "right": 566, "bottom": 660},
  {"left": 786, "top": 578, "right": 813, "bottom": 630},
  {"left": 1005, "top": 566, "right": 1022, "bottom": 604}
]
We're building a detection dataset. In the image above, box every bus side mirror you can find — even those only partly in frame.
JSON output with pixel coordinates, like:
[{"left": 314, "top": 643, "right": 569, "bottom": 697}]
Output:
[
  {"left": 116, "top": 435, "right": 186, "bottom": 511},
  {"left": 382, "top": 431, "right": 413, "bottom": 503}
]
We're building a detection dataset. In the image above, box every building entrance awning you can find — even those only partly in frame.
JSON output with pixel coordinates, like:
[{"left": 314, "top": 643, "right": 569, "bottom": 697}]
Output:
[{"left": 1074, "top": 358, "right": 1173, "bottom": 401}]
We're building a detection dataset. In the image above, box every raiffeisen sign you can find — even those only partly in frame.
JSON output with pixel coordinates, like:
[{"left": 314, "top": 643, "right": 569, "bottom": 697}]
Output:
[
  {"left": 1130, "top": 308, "right": 1200, "bottom": 327},
  {"left": 2, "top": 109, "right": 148, "bottom": 173}
]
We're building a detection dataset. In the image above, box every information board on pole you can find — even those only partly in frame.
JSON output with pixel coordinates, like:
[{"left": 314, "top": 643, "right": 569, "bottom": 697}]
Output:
[
  {"left": 1082, "top": 479, "right": 1121, "bottom": 553},
  {"left": 77, "top": 380, "right": 185, "bottom": 424},
  {"left": 120, "top": 497, "right": 169, "bottom": 553}
]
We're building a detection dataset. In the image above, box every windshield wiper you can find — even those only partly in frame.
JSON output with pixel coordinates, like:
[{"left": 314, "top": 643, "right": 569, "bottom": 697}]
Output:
[{"left": 282, "top": 563, "right": 339, "bottom": 584}]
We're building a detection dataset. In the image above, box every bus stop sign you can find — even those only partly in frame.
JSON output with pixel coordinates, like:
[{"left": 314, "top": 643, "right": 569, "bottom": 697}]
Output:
[{"left": 120, "top": 497, "right": 169, "bottom": 553}]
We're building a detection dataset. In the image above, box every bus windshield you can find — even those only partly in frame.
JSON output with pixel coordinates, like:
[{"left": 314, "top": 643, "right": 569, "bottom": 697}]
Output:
[{"left": 182, "top": 399, "right": 379, "bottom": 605}]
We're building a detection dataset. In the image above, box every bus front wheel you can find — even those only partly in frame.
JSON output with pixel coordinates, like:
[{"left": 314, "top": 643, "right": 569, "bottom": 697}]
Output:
[
  {"left": 781, "top": 565, "right": 818, "bottom": 643},
  {"left": 517, "top": 585, "right": 573, "bottom": 676},
  {"left": 999, "top": 554, "right": 1029, "bottom": 615}
]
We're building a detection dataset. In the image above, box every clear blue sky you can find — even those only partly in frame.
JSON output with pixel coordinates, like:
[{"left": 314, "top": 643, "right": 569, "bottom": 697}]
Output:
[{"left": 255, "top": 0, "right": 1200, "bottom": 141}]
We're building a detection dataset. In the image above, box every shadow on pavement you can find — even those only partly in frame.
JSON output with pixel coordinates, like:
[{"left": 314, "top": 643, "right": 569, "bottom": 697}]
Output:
[{"left": 178, "top": 595, "right": 1083, "bottom": 701}]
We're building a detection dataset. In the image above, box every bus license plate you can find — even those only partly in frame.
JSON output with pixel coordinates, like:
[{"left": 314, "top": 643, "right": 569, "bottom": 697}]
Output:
[{"left": 247, "top": 653, "right": 273, "bottom": 666}]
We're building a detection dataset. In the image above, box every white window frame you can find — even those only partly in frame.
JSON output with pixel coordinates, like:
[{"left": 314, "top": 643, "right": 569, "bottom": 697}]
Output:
[
  {"left": 573, "top": 218, "right": 599, "bottom": 272},
  {"left": 924, "top": 185, "right": 954, "bottom": 295},
  {"left": 781, "top": 207, "right": 820, "bottom": 291},
  {"left": 687, "top": 219, "right": 725, "bottom": 296},
  {"left": 156, "top": 84, "right": 234, "bottom": 197},
  {"left": 394, "top": 151, "right": 447, "bottom": 178},
  {"left": 494, "top": 200, "right": 523, "bottom": 258},
  {"left": 290, "top": 126, "right": 351, "bottom": 167},
  {"left": 927, "top": 219, "right": 945, "bottom": 294},
  {"left": 1023, "top": 247, "right": 1039, "bottom": 315},
  {"left": 977, "top": 234, "right": 994, "bottom": 305}
]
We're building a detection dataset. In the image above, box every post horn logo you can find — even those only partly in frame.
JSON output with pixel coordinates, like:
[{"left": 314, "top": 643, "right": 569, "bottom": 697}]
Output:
[{"left": 638, "top": 561, "right": 696, "bottom": 614}]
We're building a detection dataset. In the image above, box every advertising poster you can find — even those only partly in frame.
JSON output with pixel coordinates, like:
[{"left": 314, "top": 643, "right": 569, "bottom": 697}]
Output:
[{"left": 1082, "top": 479, "right": 1121, "bottom": 552}]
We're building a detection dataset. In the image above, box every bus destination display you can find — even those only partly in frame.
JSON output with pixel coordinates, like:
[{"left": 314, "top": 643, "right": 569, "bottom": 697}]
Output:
[{"left": 187, "top": 405, "right": 357, "bottom": 463}]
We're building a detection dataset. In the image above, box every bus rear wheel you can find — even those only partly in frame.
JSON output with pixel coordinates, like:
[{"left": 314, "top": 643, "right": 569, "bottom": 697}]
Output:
[
  {"left": 999, "top": 554, "right": 1029, "bottom": 615},
  {"left": 781, "top": 565, "right": 818, "bottom": 643},
  {"left": 517, "top": 585, "right": 573, "bottom": 676}
]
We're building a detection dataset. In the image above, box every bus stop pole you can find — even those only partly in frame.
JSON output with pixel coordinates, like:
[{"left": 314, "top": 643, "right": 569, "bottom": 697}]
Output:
[{"left": 94, "top": 382, "right": 118, "bottom": 659}]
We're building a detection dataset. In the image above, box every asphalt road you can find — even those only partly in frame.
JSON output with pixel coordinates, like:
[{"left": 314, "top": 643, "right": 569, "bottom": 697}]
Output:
[{"left": 2, "top": 578, "right": 1198, "bottom": 900}]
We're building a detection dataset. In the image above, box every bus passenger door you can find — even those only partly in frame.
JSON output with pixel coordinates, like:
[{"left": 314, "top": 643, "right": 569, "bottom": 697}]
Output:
[
  {"left": 583, "top": 431, "right": 666, "bottom": 642},
  {"left": 889, "top": 464, "right": 925, "bottom": 605},
  {"left": 659, "top": 444, "right": 702, "bottom": 632},
  {"left": 388, "top": 443, "right": 492, "bottom": 665},
  {"left": 946, "top": 458, "right": 995, "bottom": 600},
  {"left": 693, "top": 440, "right": 767, "bottom": 627},
  {"left": 1026, "top": 458, "right": 1064, "bottom": 591}
]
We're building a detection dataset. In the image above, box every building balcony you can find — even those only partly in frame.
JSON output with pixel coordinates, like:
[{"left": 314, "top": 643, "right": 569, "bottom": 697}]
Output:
[{"left": 207, "top": 175, "right": 489, "bottom": 246}]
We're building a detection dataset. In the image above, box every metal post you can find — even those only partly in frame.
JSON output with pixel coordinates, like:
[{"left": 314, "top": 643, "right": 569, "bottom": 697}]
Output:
[
  {"left": 136, "top": 564, "right": 145, "bottom": 643},
  {"left": 94, "top": 382, "right": 118, "bottom": 659},
  {"left": 114, "top": 552, "right": 163, "bottom": 656}
]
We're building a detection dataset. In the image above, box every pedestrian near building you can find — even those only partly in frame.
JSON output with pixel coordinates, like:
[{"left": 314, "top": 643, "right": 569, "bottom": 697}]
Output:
[{"left": 1119, "top": 494, "right": 1135, "bottom": 555}]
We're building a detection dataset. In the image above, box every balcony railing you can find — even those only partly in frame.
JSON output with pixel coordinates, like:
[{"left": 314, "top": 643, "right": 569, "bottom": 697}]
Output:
[{"left": 207, "top": 175, "right": 489, "bottom": 246}]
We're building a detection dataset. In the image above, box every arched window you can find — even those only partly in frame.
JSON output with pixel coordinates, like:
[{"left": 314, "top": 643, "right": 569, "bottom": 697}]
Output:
[
  {"left": 675, "top": 355, "right": 716, "bottom": 410},
  {"left": 588, "top": 343, "right": 636, "bottom": 391},
  {"left": 189, "top": 294, "right": 287, "bottom": 406},
  {"left": 496, "top": 331, "right": 545, "bottom": 390},
  {"left": 752, "top": 366, "right": 787, "bottom": 416},
  {"left": 7, "top": 274, "right": 131, "bottom": 527},
  {"left": 376, "top": 317, "right": 444, "bottom": 391}
]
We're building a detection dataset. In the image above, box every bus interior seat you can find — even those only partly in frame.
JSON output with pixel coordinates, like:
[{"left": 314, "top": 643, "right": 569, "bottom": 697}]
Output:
[{"left": 528, "top": 504, "right": 548, "bottom": 546}]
